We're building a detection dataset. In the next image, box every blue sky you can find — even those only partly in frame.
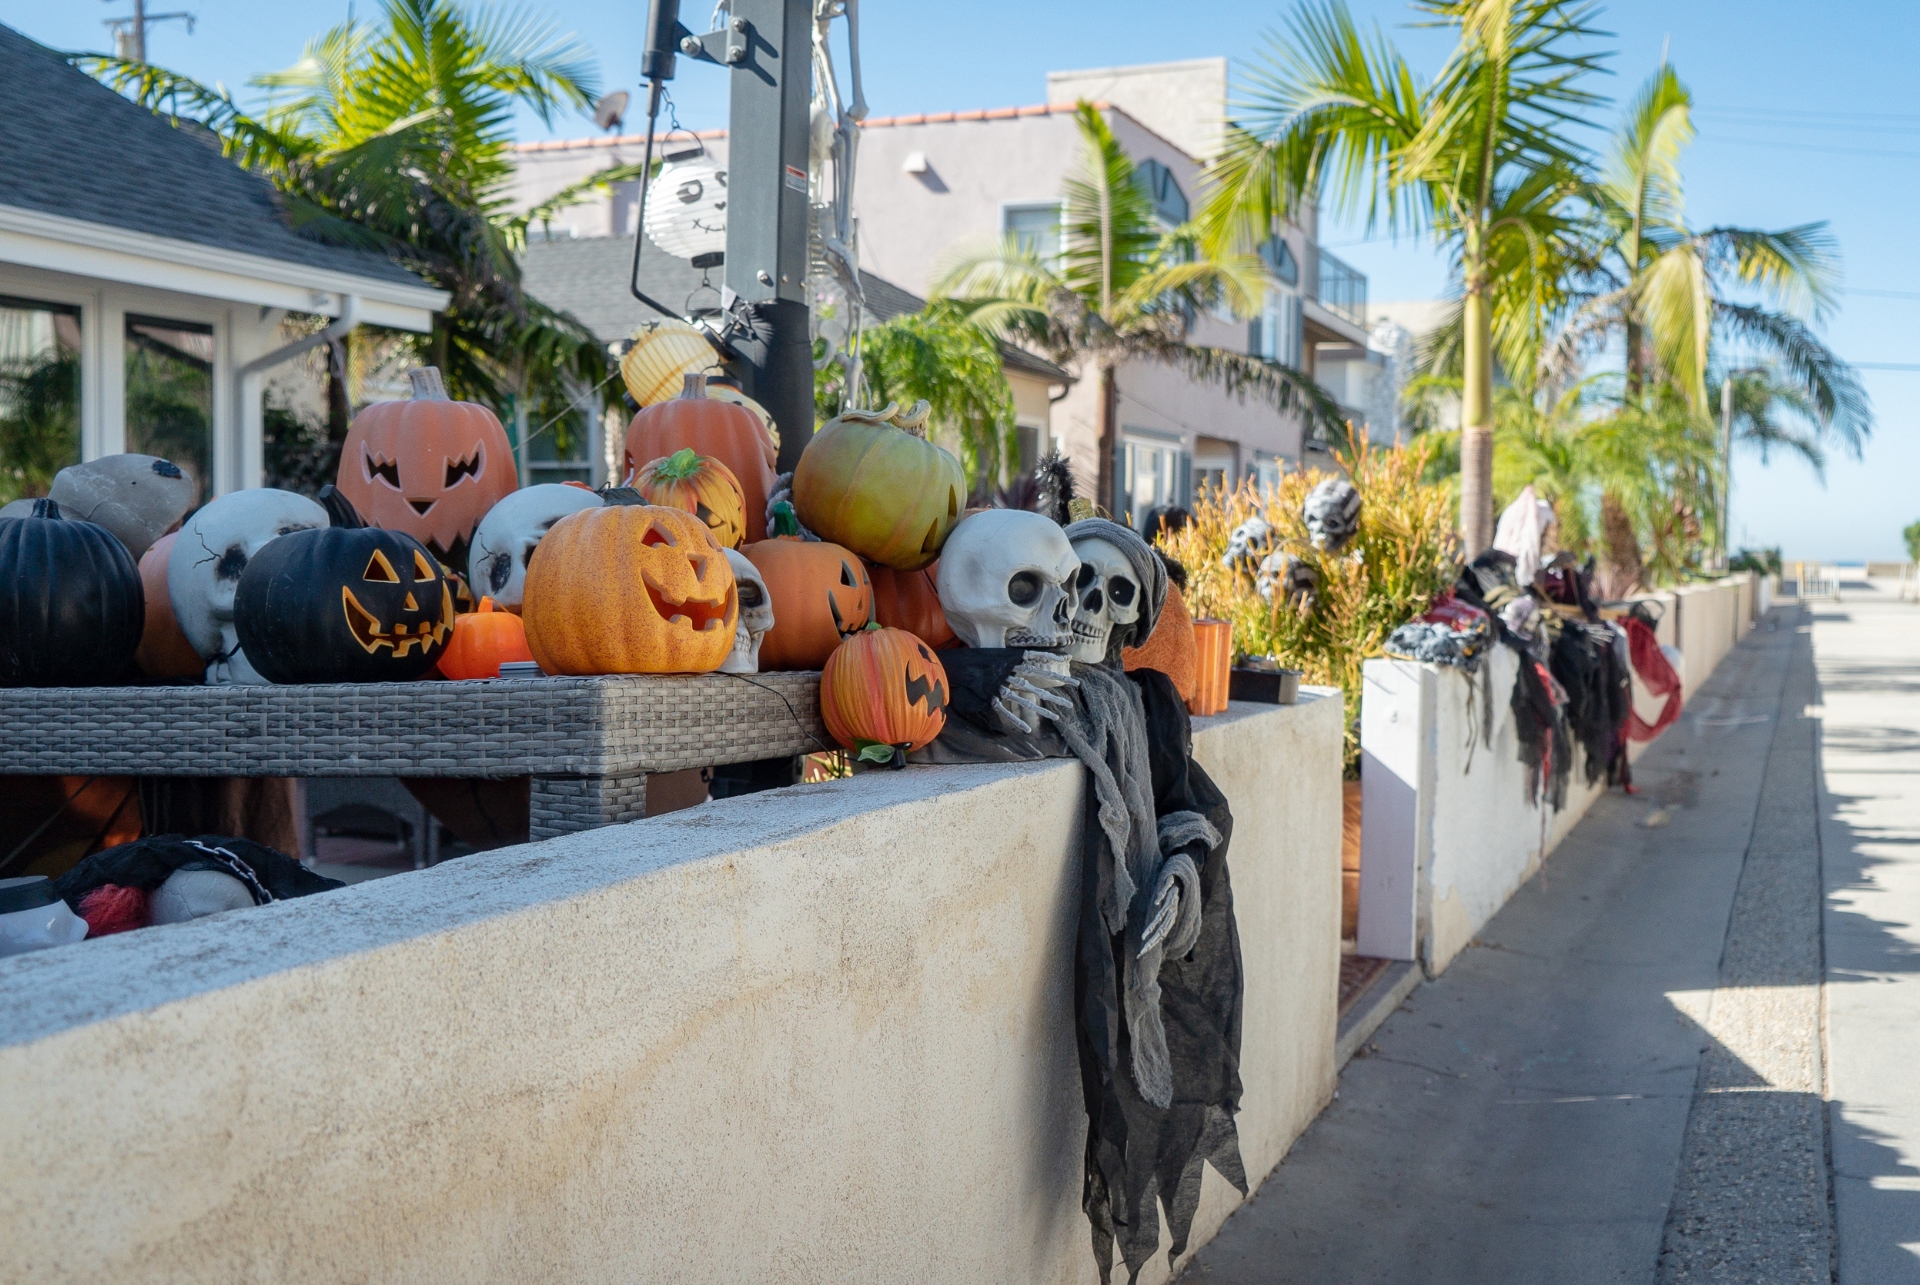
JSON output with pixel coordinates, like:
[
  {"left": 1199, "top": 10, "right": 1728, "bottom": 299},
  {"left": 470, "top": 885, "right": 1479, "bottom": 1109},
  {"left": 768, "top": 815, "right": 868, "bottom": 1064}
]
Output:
[{"left": 12, "top": 0, "right": 1918, "bottom": 561}]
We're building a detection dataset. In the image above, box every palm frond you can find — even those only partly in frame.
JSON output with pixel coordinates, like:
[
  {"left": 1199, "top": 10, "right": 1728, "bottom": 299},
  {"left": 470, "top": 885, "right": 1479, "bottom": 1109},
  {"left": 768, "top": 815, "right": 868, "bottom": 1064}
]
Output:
[{"left": 1714, "top": 302, "right": 1872, "bottom": 453}]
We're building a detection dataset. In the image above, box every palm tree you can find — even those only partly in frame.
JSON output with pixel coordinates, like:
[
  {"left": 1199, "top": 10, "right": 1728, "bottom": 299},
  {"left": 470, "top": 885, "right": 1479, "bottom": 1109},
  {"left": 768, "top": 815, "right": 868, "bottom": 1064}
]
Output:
[
  {"left": 1201, "top": 0, "right": 1607, "bottom": 555},
  {"left": 78, "top": 0, "right": 612, "bottom": 422},
  {"left": 935, "top": 103, "right": 1339, "bottom": 513}
]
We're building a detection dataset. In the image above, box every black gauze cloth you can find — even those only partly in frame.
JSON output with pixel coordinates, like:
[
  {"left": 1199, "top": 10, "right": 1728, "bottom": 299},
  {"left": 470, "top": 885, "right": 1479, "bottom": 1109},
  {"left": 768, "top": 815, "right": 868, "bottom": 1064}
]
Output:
[{"left": 54, "top": 834, "right": 341, "bottom": 909}]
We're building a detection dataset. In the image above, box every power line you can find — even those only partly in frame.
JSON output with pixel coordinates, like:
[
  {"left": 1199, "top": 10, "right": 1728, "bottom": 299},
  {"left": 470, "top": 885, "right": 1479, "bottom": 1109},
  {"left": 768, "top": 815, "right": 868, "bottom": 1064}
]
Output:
[
  {"left": 1845, "top": 289, "right": 1920, "bottom": 301},
  {"left": 1844, "top": 363, "right": 1920, "bottom": 371},
  {"left": 1702, "top": 135, "right": 1920, "bottom": 161}
]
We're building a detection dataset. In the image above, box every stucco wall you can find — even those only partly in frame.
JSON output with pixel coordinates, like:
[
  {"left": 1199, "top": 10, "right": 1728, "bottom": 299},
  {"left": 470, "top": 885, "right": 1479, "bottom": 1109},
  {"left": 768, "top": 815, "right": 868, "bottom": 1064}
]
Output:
[
  {"left": 1358, "top": 576, "right": 1757, "bottom": 972},
  {"left": 0, "top": 694, "right": 1341, "bottom": 1284}
]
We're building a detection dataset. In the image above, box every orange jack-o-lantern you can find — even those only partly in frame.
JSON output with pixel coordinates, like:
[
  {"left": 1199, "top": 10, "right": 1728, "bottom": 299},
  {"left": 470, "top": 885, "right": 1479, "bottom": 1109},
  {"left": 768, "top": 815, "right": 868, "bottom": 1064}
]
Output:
[
  {"left": 743, "top": 505, "right": 872, "bottom": 671},
  {"left": 438, "top": 596, "right": 536, "bottom": 680},
  {"left": 632, "top": 448, "right": 747, "bottom": 549},
  {"left": 820, "top": 624, "right": 949, "bottom": 765},
  {"left": 865, "top": 558, "right": 957, "bottom": 650},
  {"left": 523, "top": 504, "right": 738, "bottom": 675},
  {"left": 337, "top": 366, "right": 518, "bottom": 576},
  {"left": 625, "top": 373, "right": 780, "bottom": 543}
]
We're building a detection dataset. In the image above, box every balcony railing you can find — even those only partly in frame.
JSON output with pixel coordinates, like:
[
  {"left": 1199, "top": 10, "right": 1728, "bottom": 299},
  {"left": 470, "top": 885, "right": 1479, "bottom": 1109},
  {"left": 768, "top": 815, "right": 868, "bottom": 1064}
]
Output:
[{"left": 1314, "top": 246, "right": 1368, "bottom": 328}]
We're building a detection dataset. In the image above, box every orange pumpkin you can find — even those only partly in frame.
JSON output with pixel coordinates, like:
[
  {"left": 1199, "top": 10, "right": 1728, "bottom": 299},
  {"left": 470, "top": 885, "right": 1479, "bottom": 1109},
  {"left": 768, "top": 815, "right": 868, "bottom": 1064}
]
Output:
[
  {"left": 743, "top": 506, "right": 872, "bottom": 671},
  {"left": 438, "top": 596, "right": 535, "bottom": 680},
  {"left": 337, "top": 366, "right": 518, "bottom": 575},
  {"left": 134, "top": 531, "right": 205, "bottom": 678},
  {"left": 632, "top": 448, "right": 747, "bottom": 549},
  {"left": 865, "top": 559, "right": 957, "bottom": 650},
  {"left": 1121, "top": 580, "right": 1197, "bottom": 701},
  {"left": 625, "top": 373, "right": 780, "bottom": 543},
  {"left": 523, "top": 504, "right": 738, "bottom": 675},
  {"left": 821, "top": 624, "right": 949, "bottom": 765}
]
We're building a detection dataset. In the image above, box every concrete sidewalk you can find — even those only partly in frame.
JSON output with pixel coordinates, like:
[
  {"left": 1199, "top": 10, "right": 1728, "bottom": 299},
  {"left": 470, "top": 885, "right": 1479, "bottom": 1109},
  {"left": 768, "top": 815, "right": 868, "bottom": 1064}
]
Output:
[{"left": 1183, "top": 586, "right": 1920, "bottom": 1283}]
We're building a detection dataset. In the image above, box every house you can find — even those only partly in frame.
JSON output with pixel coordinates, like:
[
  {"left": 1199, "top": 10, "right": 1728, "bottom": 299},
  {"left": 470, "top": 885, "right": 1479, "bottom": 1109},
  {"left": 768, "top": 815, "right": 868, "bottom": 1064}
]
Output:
[{"left": 0, "top": 24, "right": 445, "bottom": 507}]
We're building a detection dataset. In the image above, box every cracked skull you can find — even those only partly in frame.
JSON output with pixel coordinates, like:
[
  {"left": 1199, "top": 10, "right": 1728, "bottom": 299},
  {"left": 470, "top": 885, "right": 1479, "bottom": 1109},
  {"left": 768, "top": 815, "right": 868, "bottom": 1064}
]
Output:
[
  {"left": 719, "top": 548, "right": 775, "bottom": 673},
  {"left": 935, "top": 510, "right": 1078, "bottom": 650},
  {"left": 467, "top": 484, "right": 603, "bottom": 611},
  {"left": 1067, "top": 535, "right": 1145, "bottom": 664},
  {"left": 166, "top": 488, "right": 328, "bottom": 685}
]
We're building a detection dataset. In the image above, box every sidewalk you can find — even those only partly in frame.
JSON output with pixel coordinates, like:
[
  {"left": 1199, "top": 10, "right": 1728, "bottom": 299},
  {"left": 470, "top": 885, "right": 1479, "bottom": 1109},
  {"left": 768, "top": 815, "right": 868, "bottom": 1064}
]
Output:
[{"left": 1183, "top": 586, "right": 1920, "bottom": 1282}]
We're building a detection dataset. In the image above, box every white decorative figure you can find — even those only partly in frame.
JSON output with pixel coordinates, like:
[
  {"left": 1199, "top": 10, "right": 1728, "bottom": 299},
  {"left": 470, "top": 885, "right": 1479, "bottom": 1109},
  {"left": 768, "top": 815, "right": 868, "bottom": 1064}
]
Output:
[
  {"left": 149, "top": 868, "right": 256, "bottom": 925},
  {"left": 467, "top": 484, "right": 603, "bottom": 611},
  {"left": 49, "top": 454, "right": 195, "bottom": 558},
  {"left": 720, "top": 548, "right": 774, "bottom": 674},
  {"left": 167, "top": 488, "right": 327, "bottom": 685},
  {"left": 935, "top": 510, "right": 1079, "bottom": 650},
  {"left": 1066, "top": 534, "right": 1146, "bottom": 665}
]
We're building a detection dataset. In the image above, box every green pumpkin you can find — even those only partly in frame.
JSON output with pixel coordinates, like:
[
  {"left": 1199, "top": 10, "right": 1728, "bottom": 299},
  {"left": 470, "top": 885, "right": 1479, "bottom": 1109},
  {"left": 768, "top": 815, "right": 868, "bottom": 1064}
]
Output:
[{"left": 790, "top": 401, "right": 966, "bottom": 572}]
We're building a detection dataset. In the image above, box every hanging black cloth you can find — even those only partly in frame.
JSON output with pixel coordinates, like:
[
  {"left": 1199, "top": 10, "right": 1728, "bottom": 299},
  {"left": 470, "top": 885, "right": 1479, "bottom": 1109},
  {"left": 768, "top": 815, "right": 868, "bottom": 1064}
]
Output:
[{"left": 53, "top": 833, "right": 341, "bottom": 910}]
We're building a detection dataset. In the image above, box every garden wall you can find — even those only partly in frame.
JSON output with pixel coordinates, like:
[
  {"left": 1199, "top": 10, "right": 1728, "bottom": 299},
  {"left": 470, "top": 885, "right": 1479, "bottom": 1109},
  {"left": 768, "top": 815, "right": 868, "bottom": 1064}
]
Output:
[
  {"left": 0, "top": 694, "right": 1344, "bottom": 1285},
  {"left": 1357, "top": 575, "right": 1757, "bottom": 972}
]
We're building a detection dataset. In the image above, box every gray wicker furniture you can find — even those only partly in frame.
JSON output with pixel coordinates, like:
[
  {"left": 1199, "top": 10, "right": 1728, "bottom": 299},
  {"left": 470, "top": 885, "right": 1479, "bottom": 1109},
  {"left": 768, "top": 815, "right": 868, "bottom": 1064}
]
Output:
[{"left": 5, "top": 672, "right": 825, "bottom": 840}]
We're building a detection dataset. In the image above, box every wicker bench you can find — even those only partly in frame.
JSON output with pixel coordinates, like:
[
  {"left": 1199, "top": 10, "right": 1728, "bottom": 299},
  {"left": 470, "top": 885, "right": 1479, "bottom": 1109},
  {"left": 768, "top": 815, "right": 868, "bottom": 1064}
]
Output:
[{"left": 2, "top": 672, "right": 826, "bottom": 840}]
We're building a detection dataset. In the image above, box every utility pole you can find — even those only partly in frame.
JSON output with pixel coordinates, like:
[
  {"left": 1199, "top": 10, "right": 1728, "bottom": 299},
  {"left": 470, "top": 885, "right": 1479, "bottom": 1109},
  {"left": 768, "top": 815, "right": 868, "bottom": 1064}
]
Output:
[
  {"left": 103, "top": 0, "right": 196, "bottom": 64},
  {"left": 1719, "top": 373, "right": 1733, "bottom": 572}
]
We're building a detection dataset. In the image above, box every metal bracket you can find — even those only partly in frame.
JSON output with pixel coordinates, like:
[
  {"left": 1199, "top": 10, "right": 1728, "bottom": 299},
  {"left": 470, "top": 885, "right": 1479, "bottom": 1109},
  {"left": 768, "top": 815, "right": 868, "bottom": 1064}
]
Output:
[{"left": 676, "top": 16, "right": 751, "bottom": 67}]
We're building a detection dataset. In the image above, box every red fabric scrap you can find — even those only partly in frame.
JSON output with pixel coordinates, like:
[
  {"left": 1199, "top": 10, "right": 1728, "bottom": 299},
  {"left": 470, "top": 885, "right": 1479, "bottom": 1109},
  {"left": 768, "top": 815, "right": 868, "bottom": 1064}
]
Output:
[
  {"left": 1623, "top": 616, "right": 1682, "bottom": 742},
  {"left": 76, "top": 884, "right": 150, "bottom": 937},
  {"left": 1417, "top": 591, "right": 1490, "bottom": 631}
]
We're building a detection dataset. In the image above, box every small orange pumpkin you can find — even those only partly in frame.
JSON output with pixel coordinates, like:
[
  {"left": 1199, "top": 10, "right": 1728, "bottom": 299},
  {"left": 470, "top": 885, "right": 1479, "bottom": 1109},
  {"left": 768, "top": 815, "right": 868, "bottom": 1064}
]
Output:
[
  {"left": 821, "top": 624, "right": 949, "bottom": 765},
  {"left": 632, "top": 448, "right": 747, "bottom": 549},
  {"left": 523, "top": 504, "right": 738, "bottom": 675},
  {"left": 625, "top": 373, "right": 780, "bottom": 543},
  {"left": 865, "top": 559, "right": 957, "bottom": 650},
  {"left": 439, "top": 596, "right": 536, "bottom": 680},
  {"left": 743, "top": 505, "right": 872, "bottom": 671},
  {"left": 134, "top": 531, "right": 206, "bottom": 679},
  {"left": 1121, "top": 580, "right": 1196, "bottom": 701}
]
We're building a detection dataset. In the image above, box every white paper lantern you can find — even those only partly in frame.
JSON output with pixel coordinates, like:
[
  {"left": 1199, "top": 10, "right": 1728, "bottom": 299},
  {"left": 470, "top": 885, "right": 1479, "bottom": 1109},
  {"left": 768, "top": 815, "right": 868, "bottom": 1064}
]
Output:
[{"left": 646, "top": 146, "right": 728, "bottom": 264}]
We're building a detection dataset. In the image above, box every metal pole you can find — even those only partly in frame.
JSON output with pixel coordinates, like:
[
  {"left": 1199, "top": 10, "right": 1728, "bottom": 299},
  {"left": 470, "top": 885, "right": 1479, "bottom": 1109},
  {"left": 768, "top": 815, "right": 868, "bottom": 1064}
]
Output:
[
  {"left": 721, "top": 0, "right": 816, "bottom": 474},
  {"left": 1719, "top": 373, "right": 1733, "bottom": 570},
  {"left": 132, "top": 0, "right": 145, "bottom": 61}
]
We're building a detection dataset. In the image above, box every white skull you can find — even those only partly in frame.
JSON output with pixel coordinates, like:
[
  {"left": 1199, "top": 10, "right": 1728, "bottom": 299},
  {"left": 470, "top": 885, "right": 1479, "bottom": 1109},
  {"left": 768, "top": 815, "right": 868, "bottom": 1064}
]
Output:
[
  {"left": 936, "top": 510, "right": 1078, "bottom": 650},
  {"left": 149, "top": 868, "right": 256, "bottom": 924},
  {"left": 1067, "top": 536, "right": 1145, "bottom": 664},
  {"left": 468, "top": 485, "right": 603, "bottom": 610},
  {"left": 168, "top": 489, "right": 327, "bottom": 685},
  {"left": 1221, "top": 515, "right": 1274, "bottom": 574},
  {"left": 719, "top": 548, "right": 774, "bottom": 673}
]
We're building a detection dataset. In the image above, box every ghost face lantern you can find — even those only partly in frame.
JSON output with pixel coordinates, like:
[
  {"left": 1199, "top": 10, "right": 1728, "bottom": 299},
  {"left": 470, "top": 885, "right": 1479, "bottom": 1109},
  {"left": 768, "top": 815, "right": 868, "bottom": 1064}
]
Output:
[
  {"left": 467, "top": 484, "right": 604, "bottom": 612},
  {"left": 1303, "top": 478, "right": 1362, "bottom": 553},
  {"left": 719, "top": 548, "right": 774, "bottom": 674},
  {"left": 167, "top": 489, "right": 328, "bottom": 684},
  {"left": 1067, "top": 535, "right": 1147, "bottom": 665},
  {"left": 935, "top": 510, "right": 1078, "bottom": 650},
  {"left": 1221, "top": 515, "right": 1274, "bottom": 575}
]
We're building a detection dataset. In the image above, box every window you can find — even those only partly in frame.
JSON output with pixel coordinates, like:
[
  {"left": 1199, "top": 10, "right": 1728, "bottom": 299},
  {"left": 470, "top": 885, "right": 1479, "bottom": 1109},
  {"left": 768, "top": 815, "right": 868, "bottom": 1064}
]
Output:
[
  {"left": 1119, "top": 433, "right": 1188, "bottom": 529},
  {"left": 125, "top": 315, "right": 214, "bottom": 510},
  {"left": 1253, "top": 453, "right": 1285, "bottom": 496},
  {"left": 1193, "top": 456, "right": 1233, "bottom": 501},
  {"left": 0, "top": 296, "right": 82, "bottom": 506},
  {"left": 1249, "top": 293, "right": 1302, "bottom": 367},
  {"left": 1003, "top": 203, "right": 1062, "bottom": 264},
  {"left": 1259, "top": 234, "right": 1299, "bottom": 286},
  {"left": 1133, "top": 159, "right": 1189, "bottom": 226},
  {"left": 519, "top": 390, "right": 594, "bottom": 486}
]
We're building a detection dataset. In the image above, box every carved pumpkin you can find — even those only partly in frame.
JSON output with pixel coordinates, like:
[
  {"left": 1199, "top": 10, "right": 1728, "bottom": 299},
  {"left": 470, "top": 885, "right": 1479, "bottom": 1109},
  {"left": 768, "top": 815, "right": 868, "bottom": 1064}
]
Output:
[
  {"left": 522, "top": 504, "right": 737, "bottom": 675},
  {"left": 705, "top": 380, "right": 780, "bottom": 458},
  {"left": 1121, "top": 580, "right": 1197, "bottom": 702},
  {"left": 791, "top": 400, "right": 967, "bottom": 571},
  {"left": 0, "top": 499, "right": 144, "bottom": 686},
  {"left": 336, "top": 366, "right": 518, "bottom": 578},
  {"left": 234, "top": 488, "right": 454, "bottom": 684},
  {"left": 625, "top": 373, "right": 779, "bottom": 542},
  {"left": 632, "top": 448, "right": 747, "bottom": 549},
  {"left": 438, "top": 597, "right": 535, "bottom": 680},
  {"left": 135, "top": 531, "right": 206, "bottom": 679},
  {"left": 743, "top": 506, "right": 872, "bottom": 671},
  {"left": 620, "top": 318, "right": 719, "bottom": 407},
  {"left": 820, "top": 624, "right": 949, "bottom": 765},
  {"left": 865, "top": 558, "right": 957, "bottom": 650}
]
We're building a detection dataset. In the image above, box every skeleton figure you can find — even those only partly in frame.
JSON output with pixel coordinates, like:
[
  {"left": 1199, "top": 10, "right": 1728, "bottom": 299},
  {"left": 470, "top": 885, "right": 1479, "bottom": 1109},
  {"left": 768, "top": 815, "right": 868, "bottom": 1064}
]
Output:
[
  {"left": 937, "top": 509, "right": 1079, "bottom": 650},
  {"left": 467, "top": 484, "right": 603, "bottom": 611},
  {"left": 1068, "top": 533, "right": 1148, "bottom": 665},
  {"left": 167, "top": 489, "right": 327, "bottom": 684},
  {"left": 1256, "top": 550, "right": 1320, "bottom": 609},
  {"left": 720, "top": 548, "right": 775, "bottom": 674},
  {"left": 1303, "top": 477, "right": 1362, "bottom": 552},
  {"left": 1220, "top": 515, "right": 1274, "bottom": 575}
]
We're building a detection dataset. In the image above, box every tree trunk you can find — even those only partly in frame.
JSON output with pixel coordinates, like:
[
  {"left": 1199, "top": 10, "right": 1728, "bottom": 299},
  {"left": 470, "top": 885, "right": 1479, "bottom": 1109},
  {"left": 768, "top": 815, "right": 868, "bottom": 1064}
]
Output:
[
  {"left": 1458, "top": 282, "right": 1495, "bottom": 556},
  {"left": 1600, "top": 490, "right": 1643, "bottom": 599},
  {"left": 1094, "top": 362, "right": 1117, "bottom": 520},
  {"left": 1624, "top": 318, "right": 1645, "bottom": 400},
  {"left": 325, "top": 334, "right": 352, "bottom": 444}
]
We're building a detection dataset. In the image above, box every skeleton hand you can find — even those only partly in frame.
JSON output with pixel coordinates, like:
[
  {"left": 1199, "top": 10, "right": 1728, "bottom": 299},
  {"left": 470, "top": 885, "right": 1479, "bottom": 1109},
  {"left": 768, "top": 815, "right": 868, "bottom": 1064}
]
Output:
[
  {"left": 1138, "top": 852, "right": 1202, "bottom": 959},
  {"left": 991, "top": 651, "right": 1078, "bottom": 734},
  {"left": 1140, "top": 880, "right": 1181, "bottom": 955}
]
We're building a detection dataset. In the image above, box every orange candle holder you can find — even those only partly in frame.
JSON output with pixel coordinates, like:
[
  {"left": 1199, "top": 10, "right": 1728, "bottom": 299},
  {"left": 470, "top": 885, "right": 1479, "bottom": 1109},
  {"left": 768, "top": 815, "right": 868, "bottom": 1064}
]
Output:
[{"left": 1188, "top": 619, "right": 1232, "bottom": 716}]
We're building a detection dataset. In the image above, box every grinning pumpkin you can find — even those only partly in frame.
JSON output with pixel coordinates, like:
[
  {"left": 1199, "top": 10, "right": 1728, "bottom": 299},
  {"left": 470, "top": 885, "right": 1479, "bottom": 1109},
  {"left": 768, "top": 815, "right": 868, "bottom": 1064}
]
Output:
[
  {"left": 820, "top": 624, "right": 949, "bottom": 765},
  {"left": 620, "top": 319, "right": 720, "bottom": 407},
  {"left": 625, "top": 373, "right": 779, "bottom": 542},
  {"left": 1121, "top": 580, "right": 1197, "bottom": 702},
  {"left": 0, "top": 499, "right": 144, "bottom": 687},
  {"left": 135, "top": 532, "right": 207, "bottom": 679},
  {"left": 336, "top": 366, "right": 518, "bottom": 579},
  {"left": 743, "top": 505, "right": 872, "bottom": 671},
  {"left": 234, "top": 488, "right": 454, "bottom": 684},
  {"left": 791, "top": 400, "right": 967, "bottom": 571},
  {"left": 632, "top": 448, "right": 747, "bottom": 549},
  {"left": 438, "top": 597, "right": 535, "bottom": 680},
  {"left": 522, "top": 504, "right": 737, "bottom": 675},
  {"left": 865, "top": 558, "right": 957, "bottom": 650}
]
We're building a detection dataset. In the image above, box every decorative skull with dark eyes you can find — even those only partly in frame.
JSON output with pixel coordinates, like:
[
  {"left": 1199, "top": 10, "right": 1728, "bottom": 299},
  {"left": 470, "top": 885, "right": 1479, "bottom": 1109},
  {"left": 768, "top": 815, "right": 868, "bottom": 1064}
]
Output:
[
  {"left": 467, "top": 484, "right": 604, "bottom": 612},
  {"left": 935, "top": 510, "right": 1079, "bottom": 650},
  {"left": 166, "top": 488, "right": 329, "bottom": 684},
  {"left": 719, "top": 548, "right": 775, "bottom": 674},
  {"left": 1067, "top": 534, "right": 1147, "bottom": 665},
  {"left": 1303, "top": 477, "right": 1362, "bottom": 553}
]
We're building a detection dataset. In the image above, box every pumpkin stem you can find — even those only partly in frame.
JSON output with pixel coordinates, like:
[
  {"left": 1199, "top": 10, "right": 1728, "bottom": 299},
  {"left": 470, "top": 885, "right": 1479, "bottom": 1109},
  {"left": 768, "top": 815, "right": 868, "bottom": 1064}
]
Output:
[
  {"left": 318, "top": 484, "right": 367, "bottom": 529},
  {"left": 770, "top": 500, "right": 801, "bottom": 538},
  {"left": 893, "top": 400, "right": 933, "bottom": 438},
  {"left": 408, "top": 367, "right": 451, "bottom": 401},
  {"left": 29, "top": 498, "right": 61, "bottom": 520},
  {"left": 478, "top": 597, "right": 497, "bottom": 614},
  {"left": 678, "top": 371, "right": 709, "bottom": 399},
  {"left": 652, "top": 447, "right": 705, "bottom": 481},
  {"left": 837, "top": 401, "right": 899, "bottom": 427}
]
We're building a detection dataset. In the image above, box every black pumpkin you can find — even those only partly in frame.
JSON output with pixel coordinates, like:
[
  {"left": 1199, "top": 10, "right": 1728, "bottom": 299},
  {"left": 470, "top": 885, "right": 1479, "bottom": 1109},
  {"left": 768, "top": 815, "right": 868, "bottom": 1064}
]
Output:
[
  {"left": 234, "top": 487, "right": 454, "bottom": 683},
  {"left": 0, "top": 499, "right": 144, "bottom": 686}
]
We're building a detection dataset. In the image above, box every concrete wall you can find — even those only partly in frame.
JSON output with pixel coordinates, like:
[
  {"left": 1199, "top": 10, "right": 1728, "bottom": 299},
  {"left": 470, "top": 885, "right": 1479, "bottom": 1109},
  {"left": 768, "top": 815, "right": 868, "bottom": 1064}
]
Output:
[
  {"left": 0, "top": 694, "right": 1343, "bottom": 1284},
  {"left": 1358, "top": 576, "right": 1758, "bottom": 972}
]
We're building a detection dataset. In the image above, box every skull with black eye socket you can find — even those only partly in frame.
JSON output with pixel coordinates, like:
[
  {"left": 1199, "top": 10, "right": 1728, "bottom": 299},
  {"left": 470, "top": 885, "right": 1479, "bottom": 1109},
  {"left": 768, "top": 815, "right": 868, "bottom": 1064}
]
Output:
[
  {"left": 935, "top": 509, "right": 1079, "bottom": 650},
  {"left": 1067, "top": 536, "right": 1144, "bottom": 665}
]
